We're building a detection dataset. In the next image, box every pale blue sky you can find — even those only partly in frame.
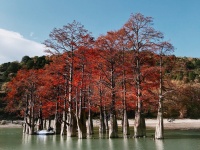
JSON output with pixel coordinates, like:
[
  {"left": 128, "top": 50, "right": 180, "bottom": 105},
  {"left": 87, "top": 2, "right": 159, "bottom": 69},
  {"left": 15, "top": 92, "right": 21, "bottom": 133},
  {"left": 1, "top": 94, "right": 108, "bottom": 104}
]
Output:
[{"left": 0, "top": 0, "right": 200, "bottom": 63}]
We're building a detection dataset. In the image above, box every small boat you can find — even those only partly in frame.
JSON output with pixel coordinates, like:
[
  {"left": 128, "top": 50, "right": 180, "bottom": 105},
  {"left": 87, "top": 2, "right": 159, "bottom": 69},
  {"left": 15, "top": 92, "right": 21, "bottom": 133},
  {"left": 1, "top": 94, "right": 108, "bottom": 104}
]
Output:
[{"left": 36, "top": 130, "right": 55, "bottom": 135}]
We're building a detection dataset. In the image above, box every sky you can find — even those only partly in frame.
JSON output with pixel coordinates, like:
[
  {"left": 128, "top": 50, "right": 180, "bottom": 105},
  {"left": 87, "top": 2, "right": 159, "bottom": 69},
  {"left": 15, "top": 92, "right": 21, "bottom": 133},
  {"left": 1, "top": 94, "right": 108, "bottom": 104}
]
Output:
[{"left": 0, "top": 0, "right": 200, "bottom": 64}]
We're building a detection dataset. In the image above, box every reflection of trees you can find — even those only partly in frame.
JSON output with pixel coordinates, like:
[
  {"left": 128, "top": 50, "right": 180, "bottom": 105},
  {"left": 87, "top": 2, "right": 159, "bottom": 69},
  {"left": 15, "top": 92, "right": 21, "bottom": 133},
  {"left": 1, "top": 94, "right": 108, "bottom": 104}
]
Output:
[
  {"left": 155, "top": 140, "right": 164, "bottom": 150},
  {"left": 22, "top": 134, "right": 61, "bottom": 149}
]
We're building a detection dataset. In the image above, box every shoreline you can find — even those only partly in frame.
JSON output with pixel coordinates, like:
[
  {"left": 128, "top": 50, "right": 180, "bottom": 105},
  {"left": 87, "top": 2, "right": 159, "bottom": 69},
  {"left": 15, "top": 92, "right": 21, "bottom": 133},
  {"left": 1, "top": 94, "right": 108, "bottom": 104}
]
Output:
[
  {"left": 1, "top": 119, "right": 200, "bottom": 130},
  {"left": 145, "top": 119, "right": 200, "bottom": 130}
]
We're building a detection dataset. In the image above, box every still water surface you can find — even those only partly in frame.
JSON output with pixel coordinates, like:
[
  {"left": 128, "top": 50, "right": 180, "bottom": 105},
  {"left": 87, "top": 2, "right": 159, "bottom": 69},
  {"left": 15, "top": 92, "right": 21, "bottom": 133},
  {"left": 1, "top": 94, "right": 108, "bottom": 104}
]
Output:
[{"left": 0, "top": 128, "right": 200, "bottom": 150}]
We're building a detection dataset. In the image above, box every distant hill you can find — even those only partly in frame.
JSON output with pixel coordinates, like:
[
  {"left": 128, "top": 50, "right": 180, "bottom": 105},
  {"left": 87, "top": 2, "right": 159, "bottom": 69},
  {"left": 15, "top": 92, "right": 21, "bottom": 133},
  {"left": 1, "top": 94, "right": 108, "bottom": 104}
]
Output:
[{"left": 169, "top": 57, "right": 200, "bottom": 83}]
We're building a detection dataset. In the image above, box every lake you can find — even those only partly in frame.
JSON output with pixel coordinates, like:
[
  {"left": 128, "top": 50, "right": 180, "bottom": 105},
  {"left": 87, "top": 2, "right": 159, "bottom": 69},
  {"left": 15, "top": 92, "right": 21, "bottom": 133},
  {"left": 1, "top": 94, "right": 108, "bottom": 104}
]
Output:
[{"left": 0, "top": 128, "right": 200, "bottom": 150}]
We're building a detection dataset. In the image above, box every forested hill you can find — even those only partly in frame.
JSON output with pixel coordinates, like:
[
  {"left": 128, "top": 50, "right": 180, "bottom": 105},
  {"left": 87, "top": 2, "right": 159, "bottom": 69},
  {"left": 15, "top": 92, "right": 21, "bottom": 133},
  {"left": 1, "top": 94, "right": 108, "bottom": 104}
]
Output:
[
  {"left": 0, "top": 55, "right": 50, "bottom": 84},
  {"left": 170, "top": 57, "right": 200, "bottom": 82}
]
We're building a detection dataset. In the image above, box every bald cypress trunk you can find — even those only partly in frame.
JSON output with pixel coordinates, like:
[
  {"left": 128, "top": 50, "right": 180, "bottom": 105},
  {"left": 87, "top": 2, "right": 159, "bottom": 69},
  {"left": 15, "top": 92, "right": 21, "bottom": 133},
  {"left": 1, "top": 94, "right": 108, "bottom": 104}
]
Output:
[
  {"left": 109, "top": 112, "right": 118, "bottom": 138},
  {"left": 121, "top": 50, "right": 130, "bottom": 137},
  {"left": 77, "top": 88, "right": 87, "bottom": 139},
  {"left": 155, "top": 102, "right": 164, "bottom": 139},
  {"left": 61, "top": 76, "right": 68, "bottom": 135},
  {"left": 61, "top": 110, "right": 67, "bottom": 135},
  {"left": 122, "top": 109, "right": 130, "bottom": 137},
  {"left": 23, "top": 94, "right": 29, "bottom": 133},
  {"left": 26, "top": 89, "right": 36, "bottom": 135},
  {"left": 134, "top": 111, "right": 146, "bottom": 137},
  {"left": 37, "top": 101, "right": 43, "bottom": 131},
  {"left": 155, "top": 53, "right": 164, "bottom": 139},
  {"left": 67, "top": 62, "right": 76, "bottom": 137},
  {"left": 98, "top": 77, "right": 106, "bottom": 134},
  {"left": 109, "top": 64, "right": 118, "bottom": 138},
  {"left": 134, "top": 51, "right": 146, "bottom": 138},
  {"left": 87, "top": 102, "right": 94, "bottom": 135},
  {"left": 99, "top": 105, "right": 106, "bottom": 134},
  {"left": 53, "top": 88, "right": 61, "bottom": 134},
  {"left": 104, "top": 106, "right": 109, "bottom": 131},
  {"left": 77, "top": 109, "right": 87, "bottom": 139}
]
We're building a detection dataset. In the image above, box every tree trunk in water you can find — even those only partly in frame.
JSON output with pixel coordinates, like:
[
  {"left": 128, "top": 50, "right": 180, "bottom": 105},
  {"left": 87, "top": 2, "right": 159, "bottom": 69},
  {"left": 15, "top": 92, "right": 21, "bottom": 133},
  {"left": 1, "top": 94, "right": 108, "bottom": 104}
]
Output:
[
  {"left": 37, "top": 104, "right": 43, "bottom": 131},
  {"left": 99, "top": 106, "right": 106, "bottom": 134},
  {"left": 122, "top": 110, "right": 130, "bottom": 137},
  {"left": 25, "top": 92, "right": 35, "bottom": 135},
  {"left": 23, "top": 123, "right": 27, "bottom": 133},
  {"left": 87, "top": 86, "right": 94, "bottom": 135},
  {"left": 67, "top": 111, "right": 77, "bottom": 137},
  {"left": 121, "top": 46, "right": 130, "bottom": 138},
  {"left": 87, "top": 112, "right": 94, "bottom": 135},
  {"left": 109, "top": 113, "right": 118, "bottom": 138},
  {"left": 61, "top": 74, "right": 68, "bottom": 135},
  {"left": 24, "top": 117, "right": 30, "bottom": 134},
  {"left": 43, "top": 119, "right": 47, "bottom": 130},
  {"left": 36, "top": 118, "right": 43, "bottom": 131},
  {"left": 28, "top": 102, "right": 35, "bottom": 135},
  {"left": 155, "top": 54, "right": 164, "bottom": 139},
  {"left": 25, "top": 118, "right": 30, "bottom": 134},
  {"left": 77, "top": 110, "right": 87, "bottom": 139},
  {"left": 67, "top": 61, "right": 77, "bottom": 137},
  {"left": 47, "top": 119, "right": 51, "bottom": 129},
  {"left": 155, "top": 102, "right": 164, "bottom": 139},
  {"left": 24, "top": 94, "right": 29, "bottom": 133},
  {"left": 104, "top": 107, "right": 109, "bottom": 131},
  {"left": 134, "top": 111, "right": 146, "bottom": 138},
  {"left": 53, "top": 86, "right": 61, "bottom": 134},
  {"left": 77, "top": 83, "right": 87, "bottom": 139},
  {"left": 134, "top": 51, "right": 146, "bottom": 138},
  {"left": 99, "top": 76, "right": 106, "bottom": 134},
  {"left": 28, "top": 118, "right": 35, "bottom": 135},
  {"left": 61, "top": 111, "right": 67, "bottom": 135},
  {"left": 53, "top": 115, "right": 61, "bottom": 134}
]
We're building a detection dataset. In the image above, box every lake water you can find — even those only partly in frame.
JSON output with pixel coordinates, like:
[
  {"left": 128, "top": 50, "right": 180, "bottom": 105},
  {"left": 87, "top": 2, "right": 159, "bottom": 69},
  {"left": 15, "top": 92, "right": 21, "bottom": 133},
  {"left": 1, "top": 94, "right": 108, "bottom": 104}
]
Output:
[{"left": 0, "top": 128, "right": 200, "bottom": 150}]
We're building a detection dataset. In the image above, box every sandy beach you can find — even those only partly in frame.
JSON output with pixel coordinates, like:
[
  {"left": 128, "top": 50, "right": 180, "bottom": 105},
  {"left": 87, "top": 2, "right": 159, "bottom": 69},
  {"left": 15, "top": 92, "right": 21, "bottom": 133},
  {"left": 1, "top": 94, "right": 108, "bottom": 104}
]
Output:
[
  {"left": 144, "top": 119, "right": 200, "bottom": 130},
  {"left": 93, "top": 119, "right": 200, "bottom": 130},
  {"left": 1, "top": 119, "right": 200, "bottom": 130}
]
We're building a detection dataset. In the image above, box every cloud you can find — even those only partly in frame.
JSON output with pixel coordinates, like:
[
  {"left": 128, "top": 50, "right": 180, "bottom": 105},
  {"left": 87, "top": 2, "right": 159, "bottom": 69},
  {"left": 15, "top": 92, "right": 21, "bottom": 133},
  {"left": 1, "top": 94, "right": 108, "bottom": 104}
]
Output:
[{"left": 0, "top": 29, "right": 46, "bottom": 64}]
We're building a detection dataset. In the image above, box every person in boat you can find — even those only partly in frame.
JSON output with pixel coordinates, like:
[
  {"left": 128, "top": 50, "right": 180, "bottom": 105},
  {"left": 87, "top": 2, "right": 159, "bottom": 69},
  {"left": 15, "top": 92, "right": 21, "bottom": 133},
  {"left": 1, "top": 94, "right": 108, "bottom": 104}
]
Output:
[{"left": 47, "top": 127, "right": 53, "bottom": 131}]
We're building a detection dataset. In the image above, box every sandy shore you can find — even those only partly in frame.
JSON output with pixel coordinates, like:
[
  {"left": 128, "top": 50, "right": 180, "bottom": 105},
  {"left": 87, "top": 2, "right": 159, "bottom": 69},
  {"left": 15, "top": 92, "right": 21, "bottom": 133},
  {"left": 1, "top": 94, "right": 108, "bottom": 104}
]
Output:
[
  {"left": 1, "top": 119, "right": 200, "bottom": 130},
  {"left": 144, "top": 119, "right": 200, "bottom": 130},
  {"left": 95, "top": 119, "right": 200, "bottom": 130},
  {"left": 0, "top": 120, "right": 23, "bottom": 128}
]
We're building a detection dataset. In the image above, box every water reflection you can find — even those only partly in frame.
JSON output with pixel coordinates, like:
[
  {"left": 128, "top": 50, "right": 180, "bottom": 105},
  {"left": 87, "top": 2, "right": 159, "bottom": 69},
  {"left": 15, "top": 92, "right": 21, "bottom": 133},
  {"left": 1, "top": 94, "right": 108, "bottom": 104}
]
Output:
[
  {"left": 109, "top": 139, "right": 114, "bottom": 150},
  {"left": 86, "top": 138, "right": 92, "bottom": 150},
  {"left": 9, "top": 129, "right": 200, "bottom": 150},
  {"left": 37, "top": 135, "right": 48, "bottom": 144},
  {"left": 22, "top": 133, "right": 31, "bottom": 145},
  {"left": 22, "top": 134, "right": 61, "bottom": 150},
  {"left": 77, "top": 139, "right": 83, "bottom": 150},
  {"left": 122, "top": 138, "right": 130, "bottom": 150},
  {"left": 65, "top": 137, "right": 73, "bottom": 149},
  {"left": 134, "top": 138, "right": 143, "bottom": 149},
  {"left": 22, "top": 134, "right": 37, "bottom": 149},
  {"left": 108, "top": 138, "right": 132, "bottom": 150},
  {"left": 134, "top": 138, "right": 153, "bottom": 150},
  {"left": 155, "top": 140, "right": 164, "bottom": 150}
]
